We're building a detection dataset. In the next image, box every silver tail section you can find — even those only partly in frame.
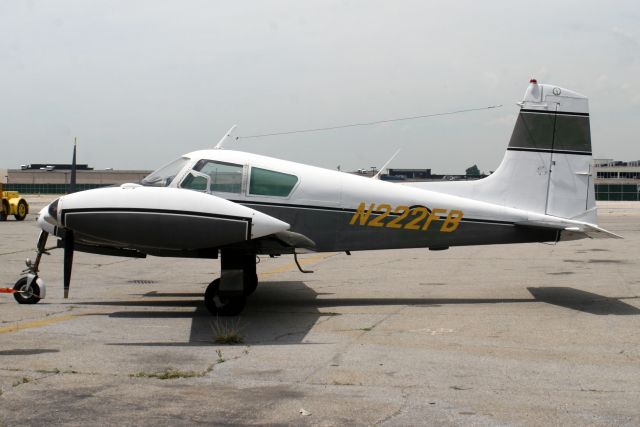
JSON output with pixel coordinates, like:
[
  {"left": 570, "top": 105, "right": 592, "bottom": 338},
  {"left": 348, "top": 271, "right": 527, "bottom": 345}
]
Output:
[
  {"left": 493, "top": 79, "right": 594, "bottom": 222},
  {"left": 412, "top": 79, "right": 597, "bottom": 224}
]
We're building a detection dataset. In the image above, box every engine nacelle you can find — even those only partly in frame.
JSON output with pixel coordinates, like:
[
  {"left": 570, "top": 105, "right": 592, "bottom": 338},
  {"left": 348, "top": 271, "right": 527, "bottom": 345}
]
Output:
[{"left": 48, "top": 185, "right": 289, "bottom": 251}]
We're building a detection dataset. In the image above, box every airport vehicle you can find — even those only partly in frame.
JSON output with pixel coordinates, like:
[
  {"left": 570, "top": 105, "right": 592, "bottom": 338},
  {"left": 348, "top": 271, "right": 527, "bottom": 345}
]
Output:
[
  {"left": 12, "top": 79, "right": 620, "bottom": 314},
  {"left": 0, "top": 183, "right": 29, "bottom": 221}
]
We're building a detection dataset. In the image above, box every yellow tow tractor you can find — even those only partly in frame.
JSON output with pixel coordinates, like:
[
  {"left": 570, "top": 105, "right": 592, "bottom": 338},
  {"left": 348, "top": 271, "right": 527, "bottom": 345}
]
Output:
[{"left": 0, "top": 183, "right": 29, "bottom": 221}]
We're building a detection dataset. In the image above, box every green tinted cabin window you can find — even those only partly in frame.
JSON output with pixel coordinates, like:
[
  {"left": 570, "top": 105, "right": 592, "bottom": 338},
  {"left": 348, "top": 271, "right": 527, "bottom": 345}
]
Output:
[
  {"left": 180, "top": 172, "right": 208, "bottom": 191},
  {"left": 249, "top": 167, "right": 298, "bottom": 197},
  {"left": 202, "top": 162, "right": 243, "bottom": 193},
  {"left": 179, "top": 160, "right": 243, "bottom": 193}
]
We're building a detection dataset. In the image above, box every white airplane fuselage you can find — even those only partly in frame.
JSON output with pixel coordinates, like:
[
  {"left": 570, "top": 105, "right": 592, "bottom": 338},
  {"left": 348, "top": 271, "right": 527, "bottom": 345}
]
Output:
[
  {"left": 40, "top": 148, "right": 582, "bottom": 257},
  {"left": 19, "top": 79, "right": 618, "bottom": 315}
]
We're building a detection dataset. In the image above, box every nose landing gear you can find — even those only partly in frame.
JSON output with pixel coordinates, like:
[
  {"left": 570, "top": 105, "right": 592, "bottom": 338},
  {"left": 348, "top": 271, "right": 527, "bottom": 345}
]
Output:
[
  {"left": 13, "top": 276, "right": 42, "bottom": 304},
  {"left": 13, "top": 231, "right": 51, "bottom": 305}
]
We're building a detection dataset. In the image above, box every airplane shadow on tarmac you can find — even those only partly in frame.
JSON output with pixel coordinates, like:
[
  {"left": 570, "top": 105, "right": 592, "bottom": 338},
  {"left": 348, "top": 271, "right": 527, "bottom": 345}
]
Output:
[{"left": 77, "top": 281, "right": 639, "bottom": 347}]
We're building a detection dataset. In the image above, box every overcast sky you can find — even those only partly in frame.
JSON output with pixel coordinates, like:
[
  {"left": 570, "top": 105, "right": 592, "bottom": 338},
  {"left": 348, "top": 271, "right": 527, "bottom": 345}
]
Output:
[{"left": 1, "top": 1, "right": 639, "bottom": 173}]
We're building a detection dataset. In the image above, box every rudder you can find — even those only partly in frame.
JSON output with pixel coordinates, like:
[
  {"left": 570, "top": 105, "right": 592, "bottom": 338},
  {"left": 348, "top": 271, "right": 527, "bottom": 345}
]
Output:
[{"left": 506, "top": 79, "right": 594, "bottom": 221}]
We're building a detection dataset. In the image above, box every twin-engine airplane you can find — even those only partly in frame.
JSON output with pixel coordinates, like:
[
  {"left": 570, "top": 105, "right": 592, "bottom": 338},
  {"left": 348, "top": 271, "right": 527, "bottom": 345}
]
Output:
[{"left": 12, "top": 79, "right": 619, "bottom": 315}]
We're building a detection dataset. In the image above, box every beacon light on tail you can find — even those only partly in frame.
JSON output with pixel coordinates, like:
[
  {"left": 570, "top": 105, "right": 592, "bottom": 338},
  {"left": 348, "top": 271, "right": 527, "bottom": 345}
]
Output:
[{"left": 11, "top": 78, "right": 620, "bottom": 316}]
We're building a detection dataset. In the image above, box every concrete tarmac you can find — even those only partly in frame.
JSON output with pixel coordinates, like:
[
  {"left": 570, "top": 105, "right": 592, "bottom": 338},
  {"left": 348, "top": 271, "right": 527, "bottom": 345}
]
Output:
[{"left": 0, "top": 196, "right": 639, "bottom": 426}]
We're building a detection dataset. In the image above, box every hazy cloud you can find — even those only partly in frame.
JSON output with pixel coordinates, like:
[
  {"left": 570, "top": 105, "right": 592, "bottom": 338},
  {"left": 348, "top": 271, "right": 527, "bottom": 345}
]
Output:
[{"left": 1, "top": 0, "right": 639, "bottom": 173}]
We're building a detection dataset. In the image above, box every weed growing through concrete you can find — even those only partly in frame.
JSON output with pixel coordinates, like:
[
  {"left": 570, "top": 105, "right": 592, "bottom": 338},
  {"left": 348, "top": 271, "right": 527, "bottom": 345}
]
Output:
[
  {"left": 35, "top": 368, "right": 60, "bottom": 374},
  {"left": 210, "top": 317, "right": 245, "bottom": 344},
  {"left": 12, "top": 377, "right": 31, "bottom": 387},
  {"left": 130, "top": 365, "right": 213, "bottom": 380},
  {"left": 216, "top": 349, "right": 225, "bottom": 363}
]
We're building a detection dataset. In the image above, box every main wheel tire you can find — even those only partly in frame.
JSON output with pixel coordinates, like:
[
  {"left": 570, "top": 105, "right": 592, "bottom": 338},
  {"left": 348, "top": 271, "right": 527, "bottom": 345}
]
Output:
[
  {"left": 13, "top": 277, "right": 41, "bottom": 304},
  {"left": 244, "top": 274, "right": 259, "bottom": 296},
  {"left": 14, "top": 200, "right": 28, "bottom": 221},
  {"left": 0, "top": 200, "right": 8, "bottom": 221},
  {"left": 204, "top": 278, "right": 246, "bottom": 316}
]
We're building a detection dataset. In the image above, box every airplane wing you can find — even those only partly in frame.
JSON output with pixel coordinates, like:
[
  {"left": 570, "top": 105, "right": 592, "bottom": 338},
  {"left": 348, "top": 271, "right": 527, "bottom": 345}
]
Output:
[{"left": 515, "top": 220, "right": 622, "bottom": 240}]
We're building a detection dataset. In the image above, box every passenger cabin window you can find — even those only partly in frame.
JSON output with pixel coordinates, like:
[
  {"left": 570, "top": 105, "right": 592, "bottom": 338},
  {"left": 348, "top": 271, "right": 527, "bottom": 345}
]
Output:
[
  {"left": 249, "top": 167, "right": 298, "bottom": 197},
  {"left": 181, "top": 160, "right": 243, "bottom": 193}
]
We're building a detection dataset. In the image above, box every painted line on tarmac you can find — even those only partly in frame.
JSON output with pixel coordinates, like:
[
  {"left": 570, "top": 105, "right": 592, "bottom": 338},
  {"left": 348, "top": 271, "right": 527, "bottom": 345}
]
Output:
[
  {"left": 0, "top": 249, "right": 36, "bottom": 256},
  {"left": 0, "top": 313, "right": 78, "bottom": 334}
]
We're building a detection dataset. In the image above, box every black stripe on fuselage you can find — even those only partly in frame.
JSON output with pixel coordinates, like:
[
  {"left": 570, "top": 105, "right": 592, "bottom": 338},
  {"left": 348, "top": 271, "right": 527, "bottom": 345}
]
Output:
[
  {"left": 61, "top": 208, "right": 253, "bottom": 240},
  {"left": 507, "top": 147, "right": 592, "bottom": 156},
  {"left": 519, "top": 109, "right": 589, "bottom": 117},
  {"left": 230, "top": 200, "right": 515, "bottom": 226}
]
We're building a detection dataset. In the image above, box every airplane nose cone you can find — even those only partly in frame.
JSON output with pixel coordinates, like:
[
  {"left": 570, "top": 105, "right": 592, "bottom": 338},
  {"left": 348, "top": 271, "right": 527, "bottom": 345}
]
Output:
[
  {"left": 37, "top": 198, "right": 62, "bottom": 233},
  {"left": 47, "top": 198, "right": 60, "bottom": 223}
]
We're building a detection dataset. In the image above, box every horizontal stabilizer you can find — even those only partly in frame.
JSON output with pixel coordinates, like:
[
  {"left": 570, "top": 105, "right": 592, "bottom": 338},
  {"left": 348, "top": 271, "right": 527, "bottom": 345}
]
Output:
[{"left": 516, "top": 220, "right": 622, "bottom": 240}]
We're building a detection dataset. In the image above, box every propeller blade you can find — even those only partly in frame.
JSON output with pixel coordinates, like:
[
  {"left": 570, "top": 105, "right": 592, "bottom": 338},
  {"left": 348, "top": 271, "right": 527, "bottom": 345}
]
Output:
[
  {"left": 63, "top": 230, "right": 74, "bottom": 298},
  {"left": 69, "top": 138, "right": 77, "bottom": 194},
  {"left": 37, "top": 230, "right": 49, "bottom": 252}
]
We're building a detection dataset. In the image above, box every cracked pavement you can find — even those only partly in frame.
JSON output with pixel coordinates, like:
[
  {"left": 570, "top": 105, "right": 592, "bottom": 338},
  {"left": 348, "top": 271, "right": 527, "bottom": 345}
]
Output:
[{"left": 0, "top": 197, "right": 639, "bottom": 426}]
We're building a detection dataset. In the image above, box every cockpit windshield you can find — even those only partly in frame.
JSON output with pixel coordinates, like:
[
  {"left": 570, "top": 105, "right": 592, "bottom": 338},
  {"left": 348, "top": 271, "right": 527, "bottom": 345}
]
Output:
[{"left": 141, "top": 157, "right": 190, "bottom": 187}]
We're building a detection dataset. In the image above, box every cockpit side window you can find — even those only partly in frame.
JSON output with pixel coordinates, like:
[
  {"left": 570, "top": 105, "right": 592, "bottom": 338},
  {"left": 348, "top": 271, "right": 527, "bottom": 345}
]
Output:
[
  {"left": 181, "top": 160, "right": 243, "bottom": 194},
  {"left": 180, "top": 172, "right": 209, "bottom": 191},
  {"left": 249, "top": 167, "right": 298, "bottom": 197},
  {"left": 141, "top": 157, "right": 190, "bottom": 187}
]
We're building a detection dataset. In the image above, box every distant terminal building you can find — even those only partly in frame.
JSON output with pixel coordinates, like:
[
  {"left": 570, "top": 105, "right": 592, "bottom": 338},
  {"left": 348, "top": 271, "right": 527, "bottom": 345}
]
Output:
[
  {"left": 386, "top": 168, "right": 433, "bottom": 180},
  {"left": 386, "top": 168, "right": 488, "bottom": 182},
  {"left": 351, "top": 167, "right": 487, "bottom": 181},
  {"left": 351, "top": 159, "right": 639, "bottom": 201},
  {"left": 2, "top": 159, "right": 638, "bottom": 200},
  {"left": 1, "top": 164, "right": 151, "bottom": 194},
  {"left": 20, "top": 163, "right": 93, "bottom": 171},
  {"left": 593, "top": 159, "right": 640, "bottom": 201}
]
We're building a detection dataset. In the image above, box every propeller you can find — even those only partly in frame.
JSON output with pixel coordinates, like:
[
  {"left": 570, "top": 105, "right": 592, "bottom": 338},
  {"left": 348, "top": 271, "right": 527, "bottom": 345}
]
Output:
[
  {"left": 69, "top": 137, "right": 77, "bottom": 194},
  {"left": 63, "top": 138, "right": 77, "bottom": 298},
  {"left": 63, "top": 230, "right": 74, "bottom": 299}
]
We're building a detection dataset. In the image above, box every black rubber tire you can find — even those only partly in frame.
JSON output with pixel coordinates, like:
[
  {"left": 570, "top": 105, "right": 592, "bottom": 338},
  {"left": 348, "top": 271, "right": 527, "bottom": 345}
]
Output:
[
  {"left": 14, "top": 200, "right": 28, "bottom": 221},
  {"left": 244, "top": 274, "right": 259, "bottom": 296},
  {"left": 0, "top": 200, "right": 8, "bottom": 221},
  {"left": 13, "top": 277, "right": 41, "bottom": 304},
  {"left": 204, "top": 278, "right": 246, "bottom": 316}
]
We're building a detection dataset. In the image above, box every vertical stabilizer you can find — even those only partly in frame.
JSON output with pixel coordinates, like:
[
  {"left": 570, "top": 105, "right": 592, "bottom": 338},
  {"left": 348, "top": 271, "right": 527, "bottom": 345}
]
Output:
[
  {"left": 508, "top": 79, "right": 594, "bottom": 221},
  {"left": 410, "top": 79, "right": 596, "bottom": 224}
]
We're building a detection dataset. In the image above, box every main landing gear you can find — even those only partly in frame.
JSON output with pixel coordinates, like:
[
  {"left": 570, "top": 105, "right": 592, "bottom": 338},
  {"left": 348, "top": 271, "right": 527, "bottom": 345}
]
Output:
[{"left": 204, "top": 248, "right": 258, "bottom": 316}]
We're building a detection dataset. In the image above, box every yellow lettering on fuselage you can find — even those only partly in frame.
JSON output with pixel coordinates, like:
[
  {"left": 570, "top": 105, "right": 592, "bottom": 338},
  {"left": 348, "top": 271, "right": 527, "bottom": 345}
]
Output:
[
  {"left": 349, "top": 202, "right": 375, "bottom": 225},
  {"left": 348, "top": 202, "right": 464, "bottom": 232},
  {"left": 422, "top": 208, "right": 446, "bottom": 231},
  {"left": 441, "top": 209, "right": 463, "bottom": 232}
]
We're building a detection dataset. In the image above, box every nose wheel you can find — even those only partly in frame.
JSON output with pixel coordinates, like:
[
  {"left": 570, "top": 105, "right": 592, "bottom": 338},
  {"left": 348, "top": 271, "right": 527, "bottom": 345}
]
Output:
[
  {"left": 13, "top": 277, "right": 41, "bottom": 304},
  {"left": 13, "top": 230, "right": 50, "bottom": 305}
]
